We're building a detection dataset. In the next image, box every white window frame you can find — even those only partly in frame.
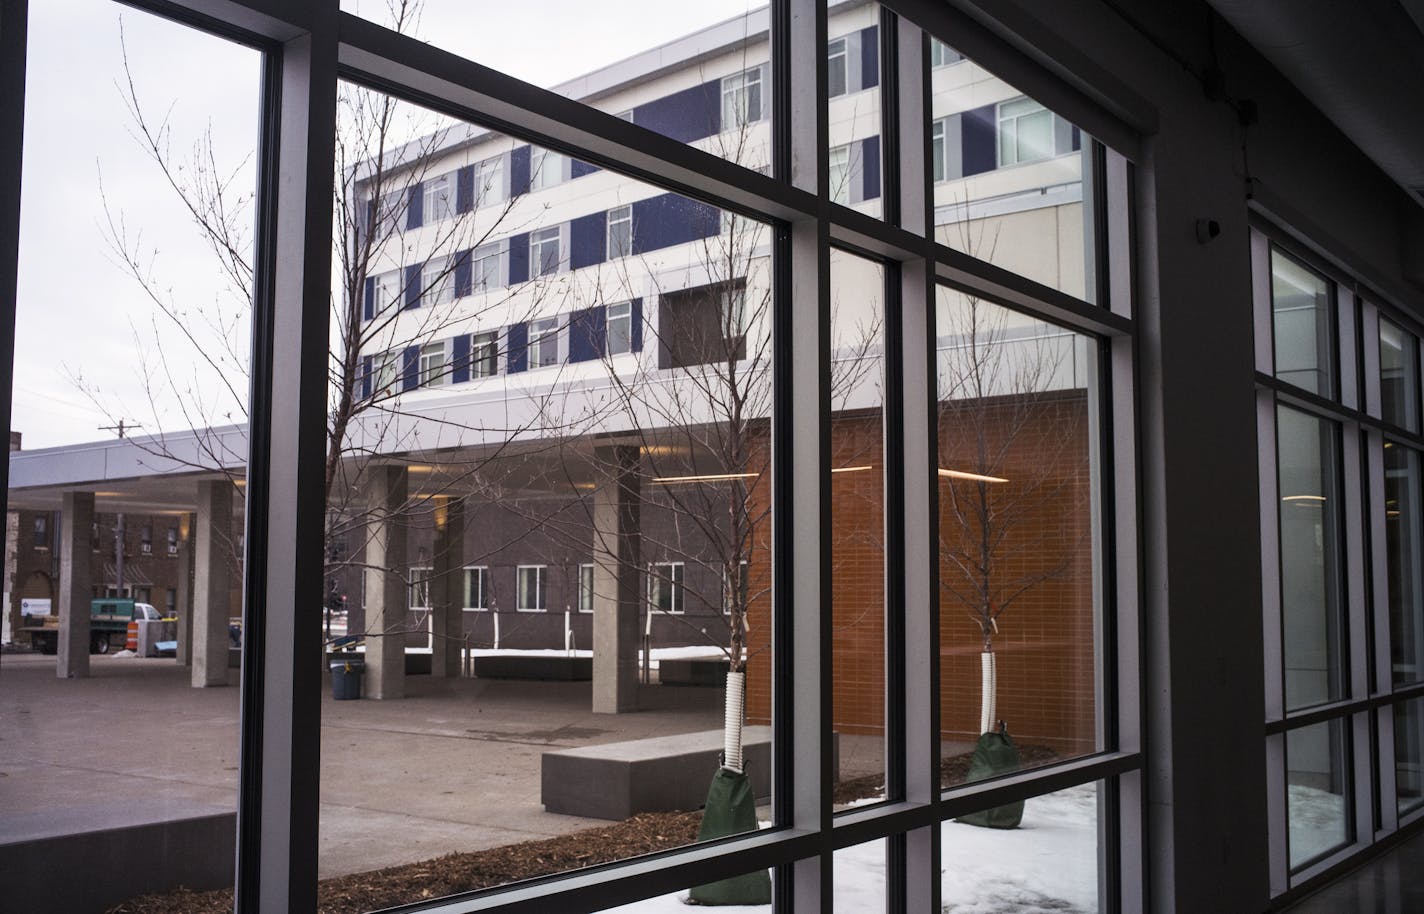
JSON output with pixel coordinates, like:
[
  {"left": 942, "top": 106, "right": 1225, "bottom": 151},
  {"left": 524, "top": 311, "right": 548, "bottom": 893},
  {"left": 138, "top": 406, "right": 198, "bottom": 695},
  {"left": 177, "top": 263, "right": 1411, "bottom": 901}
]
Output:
[
  {"left": 606, "top": 301, "right": 632, "bottom": 356},
  {"left": 373, "top": 188, "right": 406, "bottom": 235},
  {"left": 578, "top": 563, "right": 595, "bottom": 613},
  {"left": 997, "top": 96, "right": 1055, "bottom": 168},
  {"left": 529, "top": 316, "right": 560, "bottom": 369},
  {"left": 474, "top": 155, "right": 506, "bottom": 207},
  {"left": 470, "top": 330, "right": 498, "bottom": 378},
  {"left": 470, "top": 240, "right": 504, "bottom": 292},
  {"left": 720, "top": 67, "right": 763, "bottom": 130},
  {"left": 930, "top": 37, "right": 961, "bottom": 67},
  {"left": 375, "top": 350, "right": 400, "bottom": 395},
  {"left": 829, "top": 142, "right": 851, "bottom": 205},
  {"left": 607, "top": 204, "right": 632, "bottom": 260},
  {"left": 529, "top": 147, "right": 566, "bottom": 192},
  {"left": 408, "top": 566, "right": 432, "bottom": 610},
  {"left": 649, "top": 561, "right": 685, "bottom": 614},
  {"left": 516, "top": 565, "right": 547, "bottom": 612},
  {"left": 421, "top": 257, "right": 454, "bottom": 308},
  {"left": 827, "top": 37, "right": 848, "bottom": 98},
  {"left": 422, "top": 171, "right": 455, "bottom": 224},
  {"left": 530, "top": 225, "right": 562, "bottom": 277},
  {"left": 931, "top": 118, "right": 946, "bottom": 183},
  {"left": 419, "top": 341, "right": 447, "bottom": 387},
  {"left": 462, "top": 566, "right": 488, "bottom": 610}
]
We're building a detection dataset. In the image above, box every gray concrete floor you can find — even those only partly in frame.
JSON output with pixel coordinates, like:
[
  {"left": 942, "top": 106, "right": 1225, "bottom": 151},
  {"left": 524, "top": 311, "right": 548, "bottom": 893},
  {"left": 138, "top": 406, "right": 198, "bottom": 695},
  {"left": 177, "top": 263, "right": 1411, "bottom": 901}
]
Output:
[
  {"left": 0, "top": 650, "right": 883, "bottom": 879},
  {"left": 1284, "top": 826, "right": 1424, "bottom": 914}
]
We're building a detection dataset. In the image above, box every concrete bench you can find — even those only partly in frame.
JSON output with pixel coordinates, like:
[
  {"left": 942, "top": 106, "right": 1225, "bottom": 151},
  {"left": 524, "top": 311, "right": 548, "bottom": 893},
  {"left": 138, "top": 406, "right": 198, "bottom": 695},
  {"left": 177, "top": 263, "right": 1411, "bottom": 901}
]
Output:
[
  {"left": 473, "top": 655, "right": 591, "bottom": 681},
  {"left": 659, "top": 657, "right": 730, "bottom": 686},
  {"left": 542, "top": 726, "right": 775, "bottom": 820}
]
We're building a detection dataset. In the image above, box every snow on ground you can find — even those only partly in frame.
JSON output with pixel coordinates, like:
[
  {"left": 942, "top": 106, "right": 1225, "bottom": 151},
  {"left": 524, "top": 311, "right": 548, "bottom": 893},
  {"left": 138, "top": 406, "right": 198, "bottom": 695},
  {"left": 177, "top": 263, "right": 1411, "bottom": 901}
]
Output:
[
  {"left": 601, "top": 784, "right": 1100, "bottom": 913},
  {"left": 1288, "top": 783, "right": 1348, "bottom": 867}
]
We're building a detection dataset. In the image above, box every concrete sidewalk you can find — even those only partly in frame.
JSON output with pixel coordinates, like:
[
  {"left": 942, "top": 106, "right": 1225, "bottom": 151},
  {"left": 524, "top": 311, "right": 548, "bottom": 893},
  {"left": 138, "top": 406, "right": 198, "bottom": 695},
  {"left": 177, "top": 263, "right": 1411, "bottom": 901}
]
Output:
[{"left": 0, "top": 650, "right": 728, "bottom": 878}]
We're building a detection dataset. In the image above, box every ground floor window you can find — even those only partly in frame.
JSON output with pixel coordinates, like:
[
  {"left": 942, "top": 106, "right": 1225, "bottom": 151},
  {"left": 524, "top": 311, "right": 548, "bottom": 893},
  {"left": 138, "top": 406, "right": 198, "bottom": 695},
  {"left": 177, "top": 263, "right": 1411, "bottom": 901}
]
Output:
[
  {"left": 649, "top": 562, "right": 684, "bottom": 614},
  {"left": 517, "top": 565, "right": 546, "bottom": 611}
]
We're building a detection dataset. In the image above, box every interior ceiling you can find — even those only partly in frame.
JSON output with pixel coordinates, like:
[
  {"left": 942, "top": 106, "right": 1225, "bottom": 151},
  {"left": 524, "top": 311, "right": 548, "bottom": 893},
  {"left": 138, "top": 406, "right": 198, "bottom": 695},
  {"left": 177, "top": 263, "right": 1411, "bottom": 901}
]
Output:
[{"left": 1205, "top": 0, "right": 1424, "bottom": 208}]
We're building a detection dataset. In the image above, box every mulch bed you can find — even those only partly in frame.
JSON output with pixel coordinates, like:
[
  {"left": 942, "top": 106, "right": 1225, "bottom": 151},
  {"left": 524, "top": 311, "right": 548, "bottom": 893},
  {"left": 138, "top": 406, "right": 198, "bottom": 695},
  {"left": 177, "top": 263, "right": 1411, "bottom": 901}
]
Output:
[{"left": 110, "top": 744, "right": 1060, "bottom": 914}]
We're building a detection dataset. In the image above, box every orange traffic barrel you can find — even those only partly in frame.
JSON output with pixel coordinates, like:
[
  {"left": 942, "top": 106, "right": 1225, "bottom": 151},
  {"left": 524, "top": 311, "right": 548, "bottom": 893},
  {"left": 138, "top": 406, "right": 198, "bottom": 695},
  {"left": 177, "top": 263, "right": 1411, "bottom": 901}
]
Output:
[{"left": 126, "top": 621, "right": 139, "bottom": 651}]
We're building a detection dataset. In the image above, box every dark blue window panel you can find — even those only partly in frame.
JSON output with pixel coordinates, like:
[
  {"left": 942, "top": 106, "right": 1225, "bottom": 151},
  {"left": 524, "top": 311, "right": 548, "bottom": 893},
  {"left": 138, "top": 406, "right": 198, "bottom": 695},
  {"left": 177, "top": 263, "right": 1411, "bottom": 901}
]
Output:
[
  {"left": 507, "top": 233, "right": 529, "bottom": 284},
  {"left": 630, "top": 194, "right": 720, "bottom": 255},
  {"left": 365, "top": 199, "right": 377, "bottom": 237},
  {"left": 861, "top": 137, "right": 881, "bottom": 201},
  {"left": 402, "top": 346, "right": 419, "bottom": 391},
  {"left": 631, "top": 79, "right": 721, "bottom": 144},
  {"left": 406, "top": 182, "right": 424, "bottom": 230},
  {"left": 363, "top": 276, "right": 375, "bottom": 321},
  {"left": 1071, "top": 125, "right": 1081, "bottom": 152},
  {"left": 570, "top": 159, "right": 600, "bottom": 179},
  {"left": 456, "top": 165, "right": 475, "bottom": 214},
  {"left": 506, "top": 322, "right": 529, "bottom": 373},
  {"left": 404, "top": 265, "right": 422, "bottom": 309},
  {"left": 360, "top": 354, "right": 373, "bottom": 400},
  {"left": 451, "top": 334, "right": 471, "bottom": 384},
  {"left": 860, "top": 25, "right": 878, "bottom": 90},
  {"left": 961, "top": 104, "right": 997, "bottom": 177},
  {"left": 570, "top": 212, "right": 608, "bottom": 270},
  {"left": 631, "top": 298, "right": 643, "bottom": 352},
  {"left": 454, "top": 249, "right": 472, "bottom": 298},
  {"left": 510, "top": 146, "right": 532, "bottom": 196},
  {"left": 568, "top": 306, "right": 606, "bottom": 363}
]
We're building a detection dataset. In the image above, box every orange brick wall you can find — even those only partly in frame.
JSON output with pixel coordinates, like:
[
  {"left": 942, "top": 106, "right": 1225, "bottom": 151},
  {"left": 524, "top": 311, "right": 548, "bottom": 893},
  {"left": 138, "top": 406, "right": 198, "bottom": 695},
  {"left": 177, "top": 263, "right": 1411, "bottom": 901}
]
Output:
[{"left": 744, "top": 391, "right": 1095, "bottom": 755}]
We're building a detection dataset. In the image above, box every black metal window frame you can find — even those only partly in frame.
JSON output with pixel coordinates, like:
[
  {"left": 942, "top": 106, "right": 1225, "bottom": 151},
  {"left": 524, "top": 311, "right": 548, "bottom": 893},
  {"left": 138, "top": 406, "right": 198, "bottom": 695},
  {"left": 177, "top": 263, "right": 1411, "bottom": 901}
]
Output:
[{"left": 0, "top": 0, "right": 1145, "bottom": 911}]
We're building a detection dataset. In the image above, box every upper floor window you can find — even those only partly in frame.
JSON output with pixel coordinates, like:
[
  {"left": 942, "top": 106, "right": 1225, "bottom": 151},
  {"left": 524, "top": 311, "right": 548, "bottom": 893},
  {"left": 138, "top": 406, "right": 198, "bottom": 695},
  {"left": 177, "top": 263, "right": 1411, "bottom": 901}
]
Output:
[
  {"left": 423, "top": 171, "right": 455, "bottom": 224},
  {"left": 419, "top": 341, "right": 447, "bottom": 387},
  {"left": 930, "top": 37, "right": 962, "bottom": 67},
  {"left": 471, "top": 331, "right": 498, "bottom": 378},
  {"left": 721, "top": 67, "right": 763, "bottom": 130},
  {"left": 531, "top": 226, "right": 562, "bottom": 277},
  {"left": 370, "top": 270, "right": 400, "bottom": 319},
  {"left": 33, "top": 515, "right": 47, "bottom": 549},
  {"left": 607, "top": 205, "right": 632, "bottom": 260},
  {"left": 827, "top": 37, "right": 848, "bottom": 98},
  {"left": 166, "top": 527, "right": 179, "bottom": 555},
  {"left": 829, "top": 143, "right": 851, "bottom": 205},
  {"left": 422, "top": 257, "right": 454, "bottom": 308},
  {"left": 470, "top": 241, "right": 504, "bottom": 293},
  {"left": 530, "top": 147, "right": 566, "bottom": 192},
  {"left": 529, "top": 317, "right": 559, "bottom": 368},
  {"left": 474, "top": 156, "right": 505, "bottom": 207},
  {"left": 997, "top": 97, "right": 1055, "bottom": 167},
  {"left": 374, "top": 350, "right": 400, "bottom": 395},
  {"left": 931, "top": 119, "right": 946, "bottom": 182},
  {"left": 140, "top": 525, "right": 153, "bottom": 554},
  {"left": 607, "top": 301, "right": 633, "bottom": 356}
]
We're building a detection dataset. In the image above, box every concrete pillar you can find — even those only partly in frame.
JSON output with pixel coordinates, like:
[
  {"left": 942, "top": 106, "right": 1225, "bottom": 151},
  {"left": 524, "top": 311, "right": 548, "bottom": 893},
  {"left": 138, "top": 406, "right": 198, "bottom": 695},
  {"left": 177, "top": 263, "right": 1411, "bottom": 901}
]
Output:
[
  {"left": 592, "top": 446, "right": 640, "bottom": 713},
  {"left": 364, "top": 466, "right": 408, "bottom": 699},
  {"left": 430, "top": 496, "right": 465, "bottom": 678},
  {"left": 176, "top": 512, "right": 195, "bottom": 666},
  {"left": 56, "top": 491, "right": 94, "bottom": 678},
  {"left": 193, "top": 481, "right": 232, "bottom": 687}
]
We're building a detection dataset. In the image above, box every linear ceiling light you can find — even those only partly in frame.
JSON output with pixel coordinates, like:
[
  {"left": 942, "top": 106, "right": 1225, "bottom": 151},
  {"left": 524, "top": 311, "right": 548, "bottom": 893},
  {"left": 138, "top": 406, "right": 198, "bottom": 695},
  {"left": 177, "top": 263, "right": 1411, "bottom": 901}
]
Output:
[
  {"left": 831, "top": 465, "right": 873, "bottom": 473},
  {"left": 938, "top": 468, "right": 1009, "bottom": 484},
  {"left": 651, "top": 472, "right": 760, "bottom": 484},
  {"left": 1281, "top": 495, "right": 1326, "bottom": 503}
]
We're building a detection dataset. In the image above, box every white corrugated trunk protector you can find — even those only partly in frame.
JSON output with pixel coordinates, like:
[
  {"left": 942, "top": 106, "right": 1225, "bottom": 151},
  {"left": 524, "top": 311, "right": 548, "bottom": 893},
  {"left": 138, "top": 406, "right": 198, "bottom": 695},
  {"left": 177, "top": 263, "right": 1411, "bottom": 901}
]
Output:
[
  {"left": 724, "top": 670, "right": 746, "bottom": 773},
  {"left": 980, "top": 650, "right": 997, "bottom": 735}
]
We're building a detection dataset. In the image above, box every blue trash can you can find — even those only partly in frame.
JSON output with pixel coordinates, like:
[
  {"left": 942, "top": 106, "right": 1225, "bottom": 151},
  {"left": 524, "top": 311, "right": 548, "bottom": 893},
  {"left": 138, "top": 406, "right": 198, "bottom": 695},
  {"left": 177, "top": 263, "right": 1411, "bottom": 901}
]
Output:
[{"left": 331, "top": 658, "right": 364, "bottom": 700}]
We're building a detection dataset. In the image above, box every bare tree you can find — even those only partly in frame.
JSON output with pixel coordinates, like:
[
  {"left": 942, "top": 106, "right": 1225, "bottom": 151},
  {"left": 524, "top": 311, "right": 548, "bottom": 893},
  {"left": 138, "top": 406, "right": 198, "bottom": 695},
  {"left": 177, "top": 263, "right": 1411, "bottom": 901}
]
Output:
[{"left": 936, "top": 288, "right": 1088, "bottom": 737}]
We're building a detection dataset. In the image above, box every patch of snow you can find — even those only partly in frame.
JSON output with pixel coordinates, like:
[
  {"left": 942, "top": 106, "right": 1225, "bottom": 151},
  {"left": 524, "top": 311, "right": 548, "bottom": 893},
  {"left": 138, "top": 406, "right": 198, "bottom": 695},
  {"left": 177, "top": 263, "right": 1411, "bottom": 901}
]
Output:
[
  {"left": 113, "top": 649, "right": 137, "bottom": 658},
  {"left": 601, "top": 785, "right": 1101, "bottom": 913},
  {"left": 1288, "top": 783, "right": 1348, "bottom": 867}
]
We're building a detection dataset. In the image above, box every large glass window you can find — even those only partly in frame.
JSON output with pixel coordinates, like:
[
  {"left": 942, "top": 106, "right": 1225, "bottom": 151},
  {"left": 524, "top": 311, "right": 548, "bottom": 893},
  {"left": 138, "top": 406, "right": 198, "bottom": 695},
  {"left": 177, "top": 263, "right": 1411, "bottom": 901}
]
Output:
[
  {"left": 1276, "top": 405, "right": 1346, "bottom": 710},
  {"left": 1380, "top": 319, "right": 1419, "bottom": 432},
  {"left": 1287, "top": 719, "right": 1353, "bottom": 870},
  {"left": 1386, "top": 443, "right": 1424, "bottom": 685},
  {"left": 1271, "top": 250, "right": 1335, "bottom": 397}
]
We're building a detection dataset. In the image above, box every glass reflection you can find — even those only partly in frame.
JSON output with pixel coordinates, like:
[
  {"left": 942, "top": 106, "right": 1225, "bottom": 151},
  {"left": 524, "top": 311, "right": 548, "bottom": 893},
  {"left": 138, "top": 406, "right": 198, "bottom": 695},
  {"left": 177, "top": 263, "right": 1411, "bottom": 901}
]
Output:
[
  {"left": 1387, "top": 444, "right": 1424, "bottom": 685},
  {"left": 1287, "top": 720, "right": 1353, "bottom": 870},
  {"left": 1271, "top": 250, "right": 1334, "bottom": 397}
]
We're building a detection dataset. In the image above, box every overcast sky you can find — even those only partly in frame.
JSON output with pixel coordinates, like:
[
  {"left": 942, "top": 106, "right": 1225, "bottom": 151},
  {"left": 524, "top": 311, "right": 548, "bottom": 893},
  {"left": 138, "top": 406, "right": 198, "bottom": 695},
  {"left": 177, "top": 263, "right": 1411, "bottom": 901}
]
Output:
[{"left": 14, "top": 0, "right": 757, "bottom": 450}]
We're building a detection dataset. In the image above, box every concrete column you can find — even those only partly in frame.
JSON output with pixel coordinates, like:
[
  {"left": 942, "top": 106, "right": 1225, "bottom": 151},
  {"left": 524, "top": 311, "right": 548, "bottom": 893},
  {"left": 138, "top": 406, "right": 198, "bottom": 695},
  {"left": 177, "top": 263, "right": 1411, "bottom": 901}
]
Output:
[
  {"left": 364, "top": 466, "right": 408, "bottom": 699},
  {"left": 430, "top": 496, "right": 465, "bottom": 678},
  {"left": 193, "top": 481, "right": 232, "bottom": 687},
  {"left": 592, "top": 446, "right": 640, "bottom": 713},
  {"left": 176, "top": 512, "right": 195, "bottom": 666},
  {"left": 56, "top": 490, "right": 94, "bottom": 678}
]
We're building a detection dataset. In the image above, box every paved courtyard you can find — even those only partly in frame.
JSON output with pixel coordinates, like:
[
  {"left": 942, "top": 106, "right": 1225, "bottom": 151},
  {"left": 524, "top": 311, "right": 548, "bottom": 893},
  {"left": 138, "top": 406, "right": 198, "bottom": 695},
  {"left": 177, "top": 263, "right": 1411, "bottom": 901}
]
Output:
[{"left": 0, "top": 650, "right": 883, "bottom": 881}]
